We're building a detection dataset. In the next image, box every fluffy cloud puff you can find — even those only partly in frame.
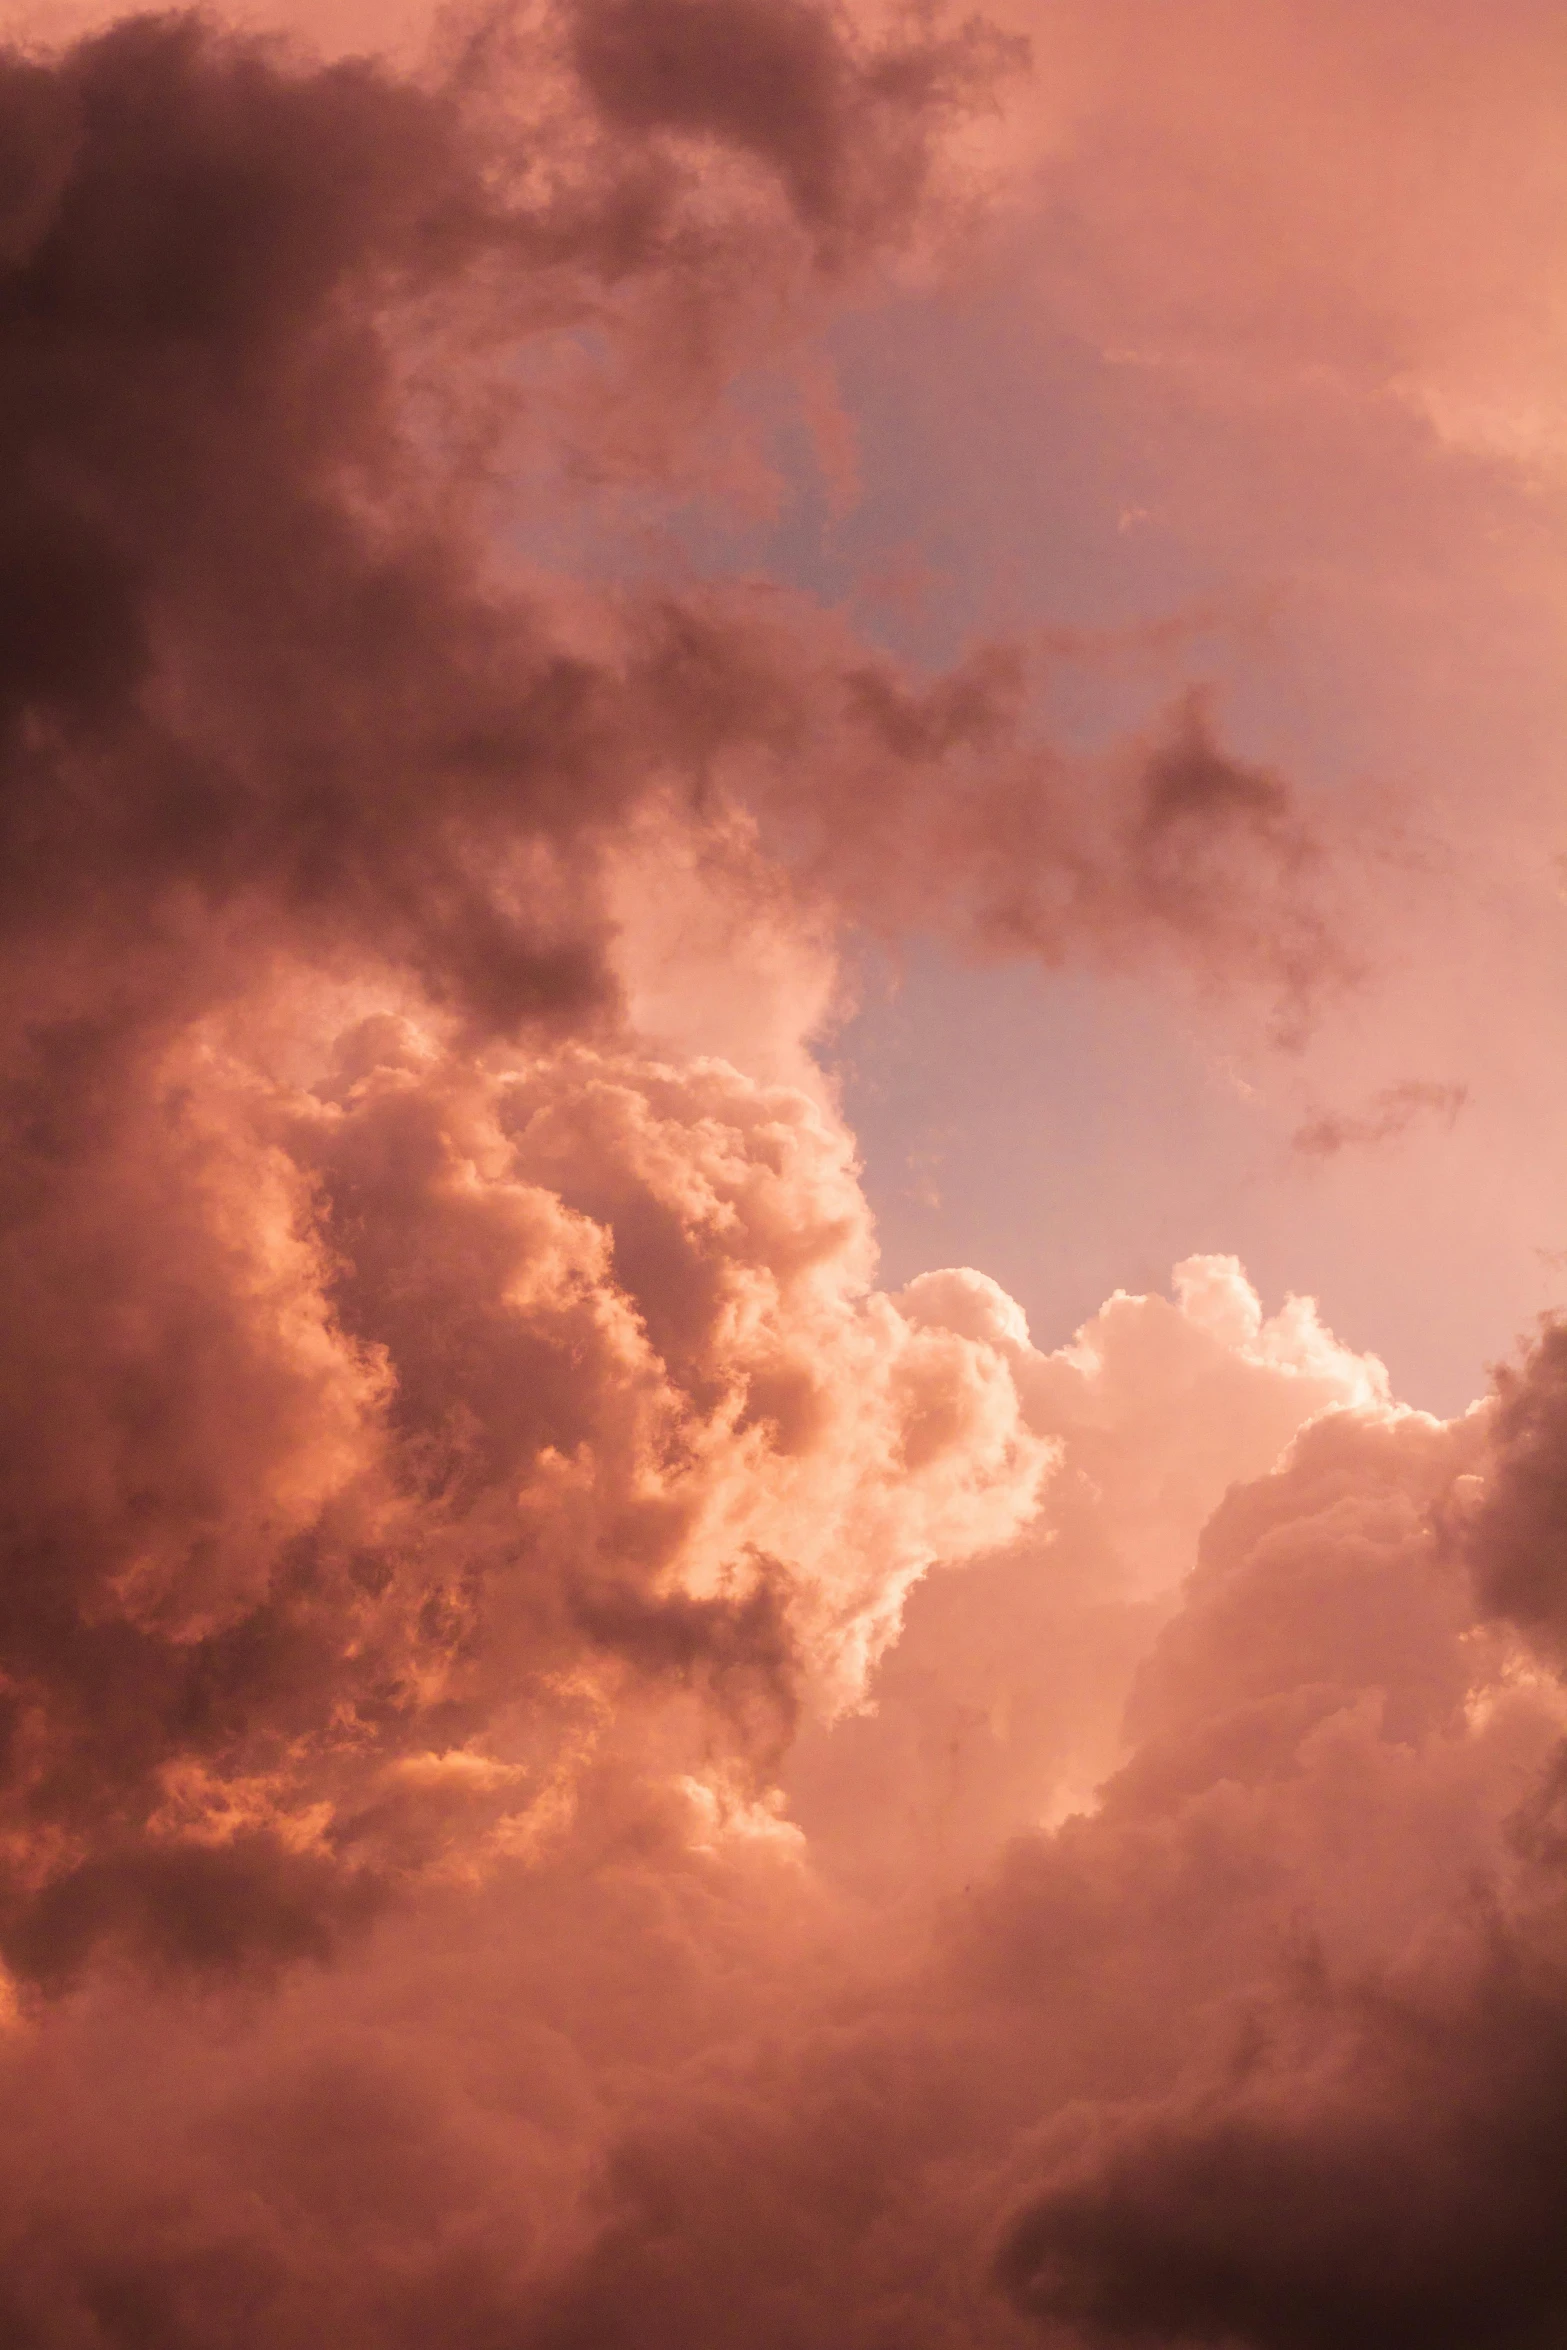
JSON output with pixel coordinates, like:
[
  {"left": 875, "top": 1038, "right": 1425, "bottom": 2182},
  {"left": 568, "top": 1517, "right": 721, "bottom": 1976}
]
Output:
[{"left": 0, "top": 994, "right": 1052, "bottom": 1985}]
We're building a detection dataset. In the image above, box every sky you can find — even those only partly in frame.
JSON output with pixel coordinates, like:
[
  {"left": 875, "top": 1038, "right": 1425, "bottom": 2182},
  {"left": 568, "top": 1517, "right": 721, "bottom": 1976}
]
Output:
[{"left": 0, "top": 3, "right": 1562, "bottom": 2346}]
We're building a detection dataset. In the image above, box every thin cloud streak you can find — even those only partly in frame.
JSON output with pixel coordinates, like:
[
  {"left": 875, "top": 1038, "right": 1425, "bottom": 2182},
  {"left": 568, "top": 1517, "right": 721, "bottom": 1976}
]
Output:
[{"left": 1293, "top": 1079, "right": 1470, "bottom": 1160}]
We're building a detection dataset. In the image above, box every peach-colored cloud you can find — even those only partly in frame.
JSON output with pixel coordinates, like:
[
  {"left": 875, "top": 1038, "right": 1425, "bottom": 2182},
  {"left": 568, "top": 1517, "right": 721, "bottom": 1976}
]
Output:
[
  {"left": 3, "top": 1273, "right": 1561, "bottom": 2345},
  {"left": 0, "top": 992, "right": 1062, "bottom": 1981}
]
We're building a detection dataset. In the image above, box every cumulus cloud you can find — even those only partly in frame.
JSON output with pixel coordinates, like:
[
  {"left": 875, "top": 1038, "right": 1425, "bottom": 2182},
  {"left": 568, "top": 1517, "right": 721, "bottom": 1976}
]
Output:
[
  {"left": 0, "top": 0, "right": 1365, "bottom": 1972},
  {"left": 7, "top": 1182, "right": 1567, "bottom": 2345},
  {"left": 0, "top": 0, "right": 1071, "bottom": 1996},
  {"left": 992, "top": 1387, "right": 1567, "bottom": 2350},
  {"left": 785, "top": 1254, "right": 1390, "bottom": 1892},
  {"left": 0, "top": 1003, "right": 1060, "bottom": 1985}
]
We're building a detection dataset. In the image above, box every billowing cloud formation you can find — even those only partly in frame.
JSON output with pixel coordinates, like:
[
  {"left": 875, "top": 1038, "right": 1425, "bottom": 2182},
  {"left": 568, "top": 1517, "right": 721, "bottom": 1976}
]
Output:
[
  {"left": 0, "top": 1, "right": 1357, "bottom": 1977},
  {"left": 0, "top": 5, "right": 1348, "bottom": 1038},
  {"left": 3, "top": 988, "right": 1068, "bottom": 1983},
  {"left": 0, "top": 6, "right": 1563, "bottom": 2348},
  {"left": 993, "top": 1397, "right": 1564, "bottom": 2350},
  {"left": 8, "top": 1258, "right": 1567, "bottom": 2347}
]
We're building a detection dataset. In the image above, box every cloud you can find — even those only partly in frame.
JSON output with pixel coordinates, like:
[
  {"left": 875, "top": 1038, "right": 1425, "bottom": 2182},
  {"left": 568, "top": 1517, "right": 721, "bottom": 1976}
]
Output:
[
  {"left": 0, "top": 7, "right": 1536, "bottom": 2349},
  {"left": 0, "top": 1007, "right": 1057, "bottom": 1984},
  {"left": 2, "top": 1231, "right": 1566, "bottom": 2347},
  {"left": 1456, "top": 1316, "right": 1567, "bottom": 1654},
  {"left": 0, "top": 3, "right": 1007, "bottom": 1024},
  {"left": 785, "top": 1255, "right": 1390, "bottom": 1891},
  {"left": 996, "top": 1946, "right": 1567, "bottom": 2350},
  {"left": 984, "top": 1346, "right": 1567, "bottom": 2350},
  {"left": 0, "top": 7, "right": 1351, "bottom": 1062},
  {"left": 783, "top": 669, "right": 1357, "bottom": 1034},
  {"left": 568, "top": 0, "right": 1021, "bottom": 262},
  {"left": 1292, "top": 1079, "right": 1469, "bottom": 1160},
  {"left": 0, "top": 1, "right": 1371, "bottom": 1991}
]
